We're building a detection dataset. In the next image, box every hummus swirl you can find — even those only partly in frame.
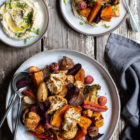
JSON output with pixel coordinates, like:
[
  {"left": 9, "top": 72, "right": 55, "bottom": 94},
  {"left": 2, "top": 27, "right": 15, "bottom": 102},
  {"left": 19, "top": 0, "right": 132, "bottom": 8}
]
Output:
[{"left": 0, "top": 0, "right": 42, "bottom": 40}]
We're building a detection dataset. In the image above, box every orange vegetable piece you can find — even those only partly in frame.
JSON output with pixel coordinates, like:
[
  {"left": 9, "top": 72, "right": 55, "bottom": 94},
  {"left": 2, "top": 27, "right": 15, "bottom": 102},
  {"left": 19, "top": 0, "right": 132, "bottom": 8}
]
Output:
[
  {"left": 35, "top": 124, "right": 45, "bottom": 134},
  {"left": 78, "top": 116, "right": 92, "bottom": 129},
  {"left": 88, "top": 1, "right": 102, "bottom": 24},
  {"left": 75, "top": 69, "right": 85, "bottom": 83},
  {"left": 51, "top": 105, "right": 69, "bottom": 128},
  {"left": 57, "top": 135, "right": 65, "bottom": 140},
  {"left": 92, "top": 112, "right": 101, "bottom": 120},
  {"left": 73, "top": 128, "right": 87, "bottom": 140},
  {"left": 80, "top": 8, "right": 91, "bottom": 18},
  {"left": 101, "top": 6, "right": 113, "bottom": 21},
  {"left": 94, "top": 119, "right": 104, "bottom": 128},
  {"left": 23, "top": 90, "right": 36, "bottom": 100},
  {"left": 33, "top": 71, "right": 44, "bottom": 86},
  {"left": 29, "top": 66, "right": 40, "bottom": 73}
]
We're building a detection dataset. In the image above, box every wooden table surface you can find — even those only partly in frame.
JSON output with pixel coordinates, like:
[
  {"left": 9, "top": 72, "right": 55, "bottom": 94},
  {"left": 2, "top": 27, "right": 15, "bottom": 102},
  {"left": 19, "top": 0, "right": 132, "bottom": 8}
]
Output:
[{"left": 0, "top": 0, "right": 140, "bottom": 139}]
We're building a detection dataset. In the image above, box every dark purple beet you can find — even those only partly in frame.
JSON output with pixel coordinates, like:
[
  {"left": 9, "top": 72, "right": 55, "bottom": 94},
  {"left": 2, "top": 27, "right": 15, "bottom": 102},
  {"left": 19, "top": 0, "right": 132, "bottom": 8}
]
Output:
[
  {"left": 44, "top": 137, "right": 53, "bottom": 140},
  {"left": 67, "top": 63, "right": 81, "bottom": 75},
  {"left": 30, "top": 105, "right": 38, "bottom": 113},
  {"left": 94, "top": 4, "right": 106, "bottom": 24},
  {"left": 16, "top": 76, "right": 32, "bottom": 89},
  {"left": 86, "top": 133, "right": 104, "bottom": 140},
  {"left": 43, "top": 113, "right": 52, "bottom": 129}
]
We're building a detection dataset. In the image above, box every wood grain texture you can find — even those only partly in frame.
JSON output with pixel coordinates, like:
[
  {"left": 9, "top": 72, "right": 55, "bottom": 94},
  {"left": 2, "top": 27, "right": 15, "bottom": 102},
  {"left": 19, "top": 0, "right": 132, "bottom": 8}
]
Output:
[{"left": 0, "top": 0, "right": 139, "bottom": 139}]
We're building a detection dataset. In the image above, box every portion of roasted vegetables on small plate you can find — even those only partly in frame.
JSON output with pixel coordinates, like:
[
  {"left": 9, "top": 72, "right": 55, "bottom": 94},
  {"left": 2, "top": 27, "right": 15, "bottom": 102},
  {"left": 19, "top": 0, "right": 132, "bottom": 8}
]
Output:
[
  {"left": 71, "top": 0, "right": 121, "bottom": 25},
  {"left": 19, "top": 56, "right": 108, "bottom": 140}
]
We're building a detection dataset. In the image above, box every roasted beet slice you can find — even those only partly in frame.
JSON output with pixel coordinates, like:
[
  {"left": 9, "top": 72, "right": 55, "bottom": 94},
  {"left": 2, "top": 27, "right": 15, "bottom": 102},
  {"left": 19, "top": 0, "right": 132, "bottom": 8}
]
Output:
[
  {"left": 16, "top": 76, "right": 32, "bottom": 89},
  {"left": 67, "top": 64, "right": 82, "bottom": 75}
]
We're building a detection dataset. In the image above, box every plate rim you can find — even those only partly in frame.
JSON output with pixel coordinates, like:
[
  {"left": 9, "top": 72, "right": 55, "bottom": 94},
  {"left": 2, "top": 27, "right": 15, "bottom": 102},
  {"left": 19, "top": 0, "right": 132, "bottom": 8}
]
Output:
[
  {"left": 0, "top": 0, "right": 49, "bottom": 48},
  {"left": 6, "top": 49, "right": 120, "bottom": 140},
  {"left": 59, "top": 0, "right": 127, "bottom": 36}
]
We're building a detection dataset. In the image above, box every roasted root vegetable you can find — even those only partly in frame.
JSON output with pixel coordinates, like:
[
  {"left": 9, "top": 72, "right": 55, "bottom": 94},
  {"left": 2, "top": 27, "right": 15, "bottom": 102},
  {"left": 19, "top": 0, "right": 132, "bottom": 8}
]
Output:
[
  {"left": 83, "top": 100, "right": 108, "bottom": 112},
  {"left": 92, "top": 112, "right": 102, "bottom": 120},
  {"left": 88, "top": 126, "right": 99, "bottom": 137},
  {"left": 88, "top": 1, "right": 102, "bottom": 24},
  {"left": 23, "top": 96, "right": 35, "bottom": 105},
  {"left": 33, "top": 71, "right": 44, "bottom": 86},
  {"left": 80, "top": 8, "right": 91, "bottom": 17},
  {"left": 101, "top": 6, "right": 113, "bottom": 21},
  {"left": 73, "top": 128, "right": 87, "bottom": 140},
  {"left": 29, "top": 66, "right": 40, "bottom": 73},
  {"left": 23, "top": 90, "right": 36, "bottom": 100},
  {"left": 51, "top": 105, "right": 69, "bottom": 128},
  {"left": 75, "top": 68, "right": 85, "bottom": 83},
  {"left": 35, "top": 124, "right": 45, "bottom": 134},
  {"left": 37, "top": 82, "right": 48, "bottom": 102},
  {"left": 78, "top": 116, "right": 92, "bottom": 129},
  {"left": 60, "top": 56, "right": 74, "bottom": 70},
  {"left": 27, "top": 131, "right": 48, "bottom": 139},
  {"left": 94, "top": 119, "right": 104, "bottom": 128}
]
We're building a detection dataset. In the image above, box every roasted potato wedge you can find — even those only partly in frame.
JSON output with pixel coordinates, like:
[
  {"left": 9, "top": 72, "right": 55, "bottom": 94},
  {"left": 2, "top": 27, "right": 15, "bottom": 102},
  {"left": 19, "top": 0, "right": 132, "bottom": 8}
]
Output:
[
  {"left": 37, "top": 82, "right": 48, "bottom": 102},
  {"left": 23, "top": 96, "right": 35, "bottom": 105},
  {"left": 60, "top": 56, "right": 74, "bottom": 70}
]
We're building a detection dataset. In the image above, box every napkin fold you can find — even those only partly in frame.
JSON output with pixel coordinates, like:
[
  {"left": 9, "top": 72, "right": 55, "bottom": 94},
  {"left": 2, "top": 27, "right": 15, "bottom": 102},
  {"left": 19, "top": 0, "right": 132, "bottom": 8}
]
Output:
[{"left": 105, "top": 33, "right": 140, "bottom": 140}]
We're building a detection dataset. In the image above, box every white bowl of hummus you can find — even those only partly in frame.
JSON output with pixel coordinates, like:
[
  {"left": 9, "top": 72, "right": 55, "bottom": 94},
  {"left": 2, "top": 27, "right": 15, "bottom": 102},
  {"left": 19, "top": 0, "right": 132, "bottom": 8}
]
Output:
[{"left": 0, "top": 0, "right": 49, "bottom": 47}]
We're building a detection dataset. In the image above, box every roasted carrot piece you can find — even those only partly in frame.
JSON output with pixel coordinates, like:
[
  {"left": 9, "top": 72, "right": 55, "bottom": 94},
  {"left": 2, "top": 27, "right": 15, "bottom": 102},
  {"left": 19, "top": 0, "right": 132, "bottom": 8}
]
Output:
[
  {"left": 29, "top": 66, "right": 40, "bottom": 73},
  {"left": 80, "top": 8, "right": 91, "bottom": 18},
  {"left": 88, "top": 1, "right": 102, "bottom": 24},
  {"left": 51, "top": 105, "right": 69, "bottom": 128},
  {"left": 73, "top": 128, "right": 87, "bottom": 140},
  {"left": 23, "top": 90, "right": 36, "bottom": 100},
  {"left": 83, "top": 100, "right": 108, "bottom": 112},
  {"left": 101, "top": 6, "right": 113, "bottom": 21},
  {"left": 75, "top": 68, "right": 85, "bottom": 83},
  {"left": 33, "top": 71, "right": 44, "bottom": 86}
]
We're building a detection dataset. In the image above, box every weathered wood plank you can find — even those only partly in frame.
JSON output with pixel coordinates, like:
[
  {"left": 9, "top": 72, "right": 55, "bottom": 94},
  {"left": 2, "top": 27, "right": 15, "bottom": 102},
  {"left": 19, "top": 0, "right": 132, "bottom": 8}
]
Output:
[{"left": 0, "top": 41, "right": 42, "bottom": 139}]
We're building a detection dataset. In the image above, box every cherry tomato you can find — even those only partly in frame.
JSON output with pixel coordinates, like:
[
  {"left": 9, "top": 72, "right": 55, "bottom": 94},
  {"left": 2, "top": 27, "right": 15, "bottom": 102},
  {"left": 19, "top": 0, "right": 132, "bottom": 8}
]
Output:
[
  {"left": 50, "top": 63, "right": 59, "bottom": 71},
  {"left": 78, "top": 1, "right": 87, "bottom": 9},
  {"left": 84, "top": 75, "right": 94, "bottom": 84},
  {"left": 98, "top": 96, "right": 107, "bottom": 106}
]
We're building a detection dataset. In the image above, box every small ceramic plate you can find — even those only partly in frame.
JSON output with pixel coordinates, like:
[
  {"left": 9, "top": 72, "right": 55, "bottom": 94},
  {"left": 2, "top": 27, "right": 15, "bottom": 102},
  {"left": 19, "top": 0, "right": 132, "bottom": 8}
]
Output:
[
  {"left": 60, "top": 0, "right": 127, "bottom": 36},
  {"left": 0, "top": 0, "right": 49, "bottom": 48},
  {"left": 6, "top": 50, "right": 120, "bottom": 140}
]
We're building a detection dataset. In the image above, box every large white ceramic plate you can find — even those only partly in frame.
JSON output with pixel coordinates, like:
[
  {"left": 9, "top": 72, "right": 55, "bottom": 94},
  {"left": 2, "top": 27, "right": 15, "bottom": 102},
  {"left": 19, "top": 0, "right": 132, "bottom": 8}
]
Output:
[
  {"left": 0, "top": 0, "right": 49, "bottom": 48},
  {"left": 6, "top": 50, "right": 120, "bottom": 140},
  {"left": 60, "top": 0, "right": 127, "bottom": 36}
]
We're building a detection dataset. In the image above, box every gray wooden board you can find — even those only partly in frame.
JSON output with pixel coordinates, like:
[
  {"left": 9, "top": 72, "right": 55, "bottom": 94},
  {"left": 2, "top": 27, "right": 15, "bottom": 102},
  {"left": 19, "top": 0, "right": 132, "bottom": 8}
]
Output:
[{"left": 0, "top": 0, "right": 139, "bottom": 139}]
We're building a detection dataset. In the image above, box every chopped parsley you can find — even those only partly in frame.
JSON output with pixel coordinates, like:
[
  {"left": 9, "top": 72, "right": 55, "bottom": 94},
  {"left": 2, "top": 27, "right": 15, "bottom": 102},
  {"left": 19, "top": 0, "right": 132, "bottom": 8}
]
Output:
[
  {"left": 112, "top": 6, "right": 115, "bottom": 12},
  {"left": 24, "top": 35, "right": 35, "bottom": 44},
  {"left": 24, "top": 12, "right": 33, "bottom": 24},
  {"left": 21, "top": 26, "right": 25, "bottom": 29},
  {"left": 33, "top": 28, "right": 40, "bottom": 35},
  {"left": 64, "top": 0, "right": 67, "bottom": 4},
  {"left": 79, "top": 22, "right": 84, "bottom": 25},
  {"left": 104, "top": 24, "right": 110, "bottom": 29},
  {"left": 15, "top": 32, "right": 23, "bottom": 37},
  {"left": 26, "top": 28, "right": 32, "bottom": 32},
  {"left": 16, "top": 3, "right": 27, "bottom": 8}
]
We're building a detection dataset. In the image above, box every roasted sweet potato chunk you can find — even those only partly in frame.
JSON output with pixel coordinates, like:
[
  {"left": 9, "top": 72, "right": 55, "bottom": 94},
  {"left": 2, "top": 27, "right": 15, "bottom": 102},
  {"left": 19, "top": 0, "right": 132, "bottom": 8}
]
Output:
[
  {"left": 101, "top": 6, "right": 113, "bottom": 21},
  {"left": 80, "top": 8, "right": 91, "bottom": 18}
]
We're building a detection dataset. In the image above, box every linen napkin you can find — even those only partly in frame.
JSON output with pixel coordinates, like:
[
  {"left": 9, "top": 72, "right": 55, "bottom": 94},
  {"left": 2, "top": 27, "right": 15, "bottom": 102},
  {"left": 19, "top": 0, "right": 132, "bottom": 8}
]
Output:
[{"left": 105, "top": 33, "right": 140, "bottom": 140}]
